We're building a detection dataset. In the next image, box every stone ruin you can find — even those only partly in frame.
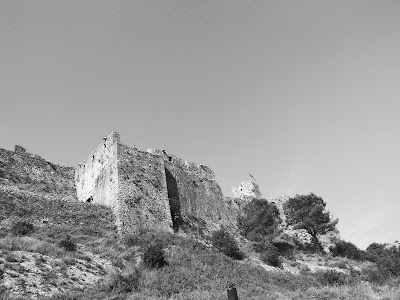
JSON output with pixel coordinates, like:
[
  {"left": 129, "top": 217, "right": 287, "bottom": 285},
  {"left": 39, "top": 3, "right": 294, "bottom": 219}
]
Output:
[
  {"left": 232, "top": 181, "right": 262, "bottom": 199},
  {"left": 74, "top": 132, "right": 340, "bottom": 250},
  {"left": 75, "top": 132, "right": 234, "bottom": 235}
]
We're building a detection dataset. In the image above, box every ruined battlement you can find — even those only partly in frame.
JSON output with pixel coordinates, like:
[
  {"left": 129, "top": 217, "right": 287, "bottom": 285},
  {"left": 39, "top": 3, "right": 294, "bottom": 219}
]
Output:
[
  {"left": 146, "top": 148, "right": 216, "bottom": 181},
  {"left": 75, "top": 132, "right": 226, "bottom": 235}
]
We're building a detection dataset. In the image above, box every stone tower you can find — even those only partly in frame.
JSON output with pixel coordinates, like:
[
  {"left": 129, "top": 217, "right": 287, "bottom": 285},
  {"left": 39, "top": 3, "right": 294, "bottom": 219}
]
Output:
[{"left": 75, "top": 132, "right": 228, "bottom": 235}]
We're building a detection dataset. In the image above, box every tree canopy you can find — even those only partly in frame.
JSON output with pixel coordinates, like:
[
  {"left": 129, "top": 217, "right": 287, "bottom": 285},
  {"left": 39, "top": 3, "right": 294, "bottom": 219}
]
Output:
[
  {"left": 238, "top": 198, "right": 280, "bottom": 242},
  {"left": 283, "top": 193, "right": 337, "bottom": 237}
]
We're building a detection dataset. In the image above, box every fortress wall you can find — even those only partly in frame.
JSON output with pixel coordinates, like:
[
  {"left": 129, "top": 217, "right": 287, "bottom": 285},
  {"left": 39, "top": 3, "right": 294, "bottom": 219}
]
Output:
[
  {"left": 74, "top": 132, "right": 119, "bottom": 211},
  {"left": 117, "top": 144, "right": 172, "bottom": 235},
  {"left": 163, "top": 157, "right": 227, "bottom": 233}
]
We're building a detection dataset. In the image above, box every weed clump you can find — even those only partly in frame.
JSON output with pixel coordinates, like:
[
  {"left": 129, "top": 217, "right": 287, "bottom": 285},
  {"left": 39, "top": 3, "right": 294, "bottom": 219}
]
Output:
[
  {"left": 11, "top": 221, "right": 34, "bottom": 236},
  {"left": 58, "top": 234, "right": 77, "bottom": 252},
  {"left": 143, "top": 240, "right": 168, "bottom": 269},
  {"left": 211, "top": 227, "right": 244, "bottom": 260},
  {"left": 102, "top": 267, "right": 142, "bottom": 293},
  {"left": 316, "top": 269, "right": 348, "bottom": 286},
  {"left": 258, "top": 241, "right": 282, "bottom": 267}
]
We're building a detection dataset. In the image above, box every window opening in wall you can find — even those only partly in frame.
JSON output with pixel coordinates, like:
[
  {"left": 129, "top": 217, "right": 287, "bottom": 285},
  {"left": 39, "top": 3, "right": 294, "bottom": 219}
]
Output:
[
  {"left": 87, "top": 196, "right": 93, "bottom": 203},
  {"left": 165, "top": 167, "right": 182, "bottom": 232}
]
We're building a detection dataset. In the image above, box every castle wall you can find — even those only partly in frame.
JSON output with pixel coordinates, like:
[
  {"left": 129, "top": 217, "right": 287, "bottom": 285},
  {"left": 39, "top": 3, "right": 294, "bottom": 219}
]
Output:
[
  {"left": 74, "top": 132, "right": 119, "bottom": 214},
  {"left": 116, "top": 144, "right": 172, "bottom": 235},
  {"left": 75, "top": 133, "right": 241, "bottom": 236},
  {"left": 162, "top": 152, "right": 228, "bottom": 233}
]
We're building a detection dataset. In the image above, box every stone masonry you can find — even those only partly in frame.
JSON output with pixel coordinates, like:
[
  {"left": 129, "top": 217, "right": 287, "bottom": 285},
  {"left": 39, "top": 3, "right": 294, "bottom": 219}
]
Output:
[
  {"left": 232, "top": 181, "right": 262, "bottom": 199},
  {"left": 75, "top": 132, "right": 229, "bottom": 235}
]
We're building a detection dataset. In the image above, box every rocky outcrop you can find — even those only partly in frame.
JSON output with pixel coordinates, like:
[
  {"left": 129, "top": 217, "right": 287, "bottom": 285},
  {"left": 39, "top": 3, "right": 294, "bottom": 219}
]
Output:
[
  {"left": 0, "top": 146, "right": 76, "bottom": 202},
  {"left": 232, "top": 181, "right": 262, "bottom": 199},
  {"left": 0, "top": 243, "right": 111, "bottom": 299}
]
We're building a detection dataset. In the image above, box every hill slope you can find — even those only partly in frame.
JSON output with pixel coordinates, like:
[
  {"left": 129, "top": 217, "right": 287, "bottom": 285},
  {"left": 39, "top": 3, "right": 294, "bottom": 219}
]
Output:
[{"left": 1, "top": 146, "right": 400, "bottom": 300}]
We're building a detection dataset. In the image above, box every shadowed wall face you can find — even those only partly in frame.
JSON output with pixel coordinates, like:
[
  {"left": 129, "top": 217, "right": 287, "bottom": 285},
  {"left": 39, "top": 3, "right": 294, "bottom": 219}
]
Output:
[{"left": 165, "top": 167, "right": 182, "bottom": 232}]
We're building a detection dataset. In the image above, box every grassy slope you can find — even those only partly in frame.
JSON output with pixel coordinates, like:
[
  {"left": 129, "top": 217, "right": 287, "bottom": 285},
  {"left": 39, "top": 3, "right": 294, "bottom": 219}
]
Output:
[
  {"left": 2, "top": 192, "right": 400, "bottom": 300},
  {"left": 1, "top": 148, "right": 400, "bottom": 299}
]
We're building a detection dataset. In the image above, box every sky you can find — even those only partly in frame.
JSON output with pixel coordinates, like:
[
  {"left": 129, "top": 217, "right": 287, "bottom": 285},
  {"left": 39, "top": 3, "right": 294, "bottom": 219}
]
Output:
[{"left": 1, "top": 0, "right": 400, "bottom": 249}]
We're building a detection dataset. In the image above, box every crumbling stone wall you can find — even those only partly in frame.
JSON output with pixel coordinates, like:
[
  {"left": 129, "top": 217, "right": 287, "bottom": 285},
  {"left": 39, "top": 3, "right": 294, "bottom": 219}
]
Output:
[
  {"left": 232, "top": 181, "right": 262, "bottom": 199},
  {"left": 75, "top": 132, "right": 119, "bottom": 213},
  {"left": 162, "top": 156, "right": 226, "bottom": 233},
  {"left": 117, "top": 144, "right": 171, "bottom": 235},
  {"left": 75, "top": 132, "right": 241, "bottom": 236}
]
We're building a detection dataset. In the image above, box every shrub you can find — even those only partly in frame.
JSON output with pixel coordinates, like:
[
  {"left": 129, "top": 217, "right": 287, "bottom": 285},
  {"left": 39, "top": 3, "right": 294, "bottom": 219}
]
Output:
[
  {"left": 58, "top": 234, "right": 77, "bottom": 252},
  {"left": 211, "top": 227, "right": 244, "bottom": 260},
  {"left": 238, "top": 198, "right": 280, "bottom": 242},
  {"left": 258, "top": 241, "right": 281, "bottom": 267},
  {"left": 11, "top": 221, "right": 34, "bottom": 236},
  {"left": 143, "top": 240, "right": 168, "bottom": 269},
  {"left": 123, "top": 234, "right": 140, "bottom": 247},
  {"left": 35, "top": 256, "right": 46, "bottom": 266},
  {"left": 363, "top": 242, "right": 400, "bottom": 283},
  {"left": 4, "top": 253, "right": 18, "bottom": 263},
  {"left": 102, "top": 267, "right": 142, "bottom": 293},
  {"left": 284, "top": 193, "right": 338, "bottom": 239},
  {"left": 62, "top": 257, "right": 76, "bottom": 266},
  {"left": 365, "top": 242, "right": 388, "bottom": 262},
  {"left": 316, "top": 270, "right": 348, "bottom": 286},
  {"left": 330, "top": 240, "right": 365, "bottom": 261}
]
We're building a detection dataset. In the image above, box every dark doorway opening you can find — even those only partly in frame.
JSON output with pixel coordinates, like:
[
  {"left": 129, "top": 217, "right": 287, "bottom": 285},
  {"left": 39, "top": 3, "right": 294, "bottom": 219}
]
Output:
[{"left": 165, "top": 168, "right": 182, "bottom": 232}]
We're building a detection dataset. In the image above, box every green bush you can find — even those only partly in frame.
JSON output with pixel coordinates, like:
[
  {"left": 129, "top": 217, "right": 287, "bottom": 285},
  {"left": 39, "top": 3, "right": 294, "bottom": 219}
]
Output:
[
  {"left": 365, "top": 242, "right": 388, "bottom": 262},
  {"left": 58, "top": 234, "right": 77, "bottom": 252},
  {"left": 11, "top": 221, "right": 34, "bottom": 236},
  {"left": 316, "top": 270, "right": 348, "bottom": 286},
  {"left": 143, "top": 239, "right": 168, "bottom": 269},
  {"left": 363, "top": 242, "right": 400, "bottom": 283},
  {"left": 211, "top": 227, "right": 244, "bottom": 260},
  {"left": 102, "top": 267, "right": 142, "bottom": 293},
  {"left": 260, "top": 243, "right": 281, "bottom": 267},
  {"left": 329, "top": 240, "right": 365, "bottom": 261},
  {"left": 284, "top": 193, "right": 338, "bottom": 239},
  {"left": 238, "top": 198, "right": 280, "bottom": 242},
  {"left": 123, "top": 233, "right": 140, "bottom": 247}
]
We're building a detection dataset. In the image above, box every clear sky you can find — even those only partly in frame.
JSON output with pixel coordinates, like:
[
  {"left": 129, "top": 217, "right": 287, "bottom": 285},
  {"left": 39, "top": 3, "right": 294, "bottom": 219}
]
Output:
[{"left": 1, "top": 0, "right": 400, "bottom": 249}]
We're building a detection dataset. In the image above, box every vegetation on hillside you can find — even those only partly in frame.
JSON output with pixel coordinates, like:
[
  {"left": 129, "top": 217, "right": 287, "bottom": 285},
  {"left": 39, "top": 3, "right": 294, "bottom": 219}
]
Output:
[
  {"left": 283, "top": 193, "right": 338, "bottom": 252},
  {"left": 1, "top": 191, "right": 400, "bottom": 299},
  {"left": 1, "top": 157, "right": 400, "bottom": 300},
  {"left": 237, "top": 198, "right": 283, "bottom": 266},
  {"left": 211, "top": 227, "right": 244, "bottom": 260},
  {"left": 330, "top": 240, "right": 366, "bottom": 261}
]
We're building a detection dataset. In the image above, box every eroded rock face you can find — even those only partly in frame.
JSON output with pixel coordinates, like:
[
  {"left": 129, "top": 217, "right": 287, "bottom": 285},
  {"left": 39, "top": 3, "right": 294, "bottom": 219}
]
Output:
[
  {"left": 232, "top": 181, "right": 262, "bottom": 199},
  {"left": 282, "top": 228, "right": 315, "bottom": 249},
  {"left": 0, "top": 146, "right": 76, "bottom": 202},
  {"left": 317, "top": 229, "right": 341, "bottom": 253},
  {"left": 0, "top": 244, "right": 111, "bottom": 299}
]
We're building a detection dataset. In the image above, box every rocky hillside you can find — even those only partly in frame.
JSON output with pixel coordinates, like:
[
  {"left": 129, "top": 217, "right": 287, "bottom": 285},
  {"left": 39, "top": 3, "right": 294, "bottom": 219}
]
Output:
[
  {"left": 1, "top": 145, "right": 400, "bottom": 300},
  {"left": 0, "top": 146, "right": 76, "bottom": 202}
]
